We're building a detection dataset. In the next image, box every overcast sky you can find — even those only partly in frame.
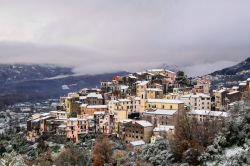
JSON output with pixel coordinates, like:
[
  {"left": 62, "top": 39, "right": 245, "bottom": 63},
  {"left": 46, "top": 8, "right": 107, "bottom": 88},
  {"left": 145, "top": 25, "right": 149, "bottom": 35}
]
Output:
[{"left": 0, "top": 0, "right": 250, "bottom": 76}]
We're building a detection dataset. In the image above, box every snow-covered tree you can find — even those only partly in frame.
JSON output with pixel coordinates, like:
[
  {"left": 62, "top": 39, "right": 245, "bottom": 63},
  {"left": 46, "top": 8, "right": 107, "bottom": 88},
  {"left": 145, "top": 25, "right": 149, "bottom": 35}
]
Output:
[
  {"left": 139, "top": 138, "right": 174, "bottom": 166},
  {"left": 0, "top": 151, "right": 27, "bottom": 166},
  {"left": 201, "top": 102, "right": 250, "bottom": 165}
]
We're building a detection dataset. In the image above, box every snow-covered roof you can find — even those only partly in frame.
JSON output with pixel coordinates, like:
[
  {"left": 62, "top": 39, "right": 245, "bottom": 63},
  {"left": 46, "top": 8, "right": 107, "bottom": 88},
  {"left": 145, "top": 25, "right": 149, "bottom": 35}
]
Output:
[
  {"left": 118, "top": 99, "right": 131, "bottom": 102},
  {"left": 136, "top": 81, "right": 149, "bottom": 86},
  {"left": 50, "top": 111, "right": 66, "bottom": 114},
  {"left": 239, "top": 82, "right": 247, "bottom": 86},
  {"left": 146, "top": 69, "right": 175, "bottom": 74},
  {"left": 41, "top": 113, "right": 50, "bottom": 117},
  {"left": 86, "top": 93, "right": 103, "bottom": 99},
  {"left": 136, "top": 72, "right": 143, "bottom": 75},
  {"left": 79, "top": 96, "right": 87, "bottom": 100},
  {"left": 119, "top": 119, "right": 133, "bottom": 123},
  {"left": 128, "top": 75, "right": 137, "bottom": 79},
  {"left": 120, "top": 85, "right": 129, "bottom": 90},
  {"left": 227, "top": 91, "right": 240, "bottom": 95},
  {"left": 130, "top": 140, "right": 145, "bottom": 146},
  {"left": 146, "top": 88, "right": 163, "bottom": 92},
  {"left": 146, "top": 99, "right": 184, "bottom": 104},
  {"left": 136, "top": 120, "right": 153, "bottom": 127},
  {"left": 134, "top": 97, "right": 141, "bottom": 100},
  {"left": 80, "top": 104, "right": 88, "bottom": 108},
  {"left": 181, "top": 93, "right": 210, "bottom": 98},
  {"left": 145, "top": 109, "right": 177, "bottom": 116},
  {"left": 153, "top": 125, "right": 175, "bottom": 132},
  {"left": 87, "top": 105, "right": 108, "bottom": 109},
  {"left": 91, "top": 88, "right": 101, "bottom": 91},
  {"left": 147, "top": 69, "right": 164, "bottom": 72},
  {"left": 58, "top": 124, "right": 66, "bottom": 128},
  {"left": 110, "top": 100, "right": 119, "bottom": 103},
  {"left": 232, "top": 86, "right": 239, "bottom": 90},
  {"left": 68, "top": 118, "right": 78, "bottom": 121},
  {"left": 40, "top": 116, "right": 51, "bottom": 120},
  {"left": 188, "top": 110, "right": 229, "bottom": 117},
  {"left": 94, "top": 111, "right": 105, "bottom": 115}
]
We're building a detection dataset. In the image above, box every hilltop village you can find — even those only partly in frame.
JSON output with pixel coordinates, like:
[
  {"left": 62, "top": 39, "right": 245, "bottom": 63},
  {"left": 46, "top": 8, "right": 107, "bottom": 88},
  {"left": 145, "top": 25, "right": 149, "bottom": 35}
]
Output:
[{"left": 26, "top": 68, "right": 250, "bottom": 146}]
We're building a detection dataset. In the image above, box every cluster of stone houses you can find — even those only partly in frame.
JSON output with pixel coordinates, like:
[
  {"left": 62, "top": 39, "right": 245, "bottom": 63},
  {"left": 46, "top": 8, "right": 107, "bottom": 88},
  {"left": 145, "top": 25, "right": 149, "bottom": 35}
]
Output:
[
  {"left": 27, "top": 69, "right": 249, "bottom": 146},
  {"left": 213, "top": 78, "right": 250, "bottom": 110}
]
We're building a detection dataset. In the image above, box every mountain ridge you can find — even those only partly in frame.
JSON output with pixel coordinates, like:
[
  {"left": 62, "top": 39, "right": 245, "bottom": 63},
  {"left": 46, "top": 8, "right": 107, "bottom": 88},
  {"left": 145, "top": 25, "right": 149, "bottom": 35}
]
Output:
[
  {"left": 0, "top": 64, "right": 128, "bottom": 106},
  {"left": 207, "top": 57, "right": 250, "bottom": 88}
]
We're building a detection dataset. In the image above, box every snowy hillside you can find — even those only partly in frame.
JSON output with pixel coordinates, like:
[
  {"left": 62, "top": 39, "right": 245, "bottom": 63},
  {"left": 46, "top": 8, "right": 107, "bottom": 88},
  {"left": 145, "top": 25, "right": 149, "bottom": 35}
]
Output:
[{"left": 0, "top": 64, "right": 73, "bottom": 84}]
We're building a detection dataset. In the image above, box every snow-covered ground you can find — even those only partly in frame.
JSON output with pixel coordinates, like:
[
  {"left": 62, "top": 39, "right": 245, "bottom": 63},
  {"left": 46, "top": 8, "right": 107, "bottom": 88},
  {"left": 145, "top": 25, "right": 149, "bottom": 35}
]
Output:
[{"left": 225, "top": 146, "right": 244, "bottom": 158}]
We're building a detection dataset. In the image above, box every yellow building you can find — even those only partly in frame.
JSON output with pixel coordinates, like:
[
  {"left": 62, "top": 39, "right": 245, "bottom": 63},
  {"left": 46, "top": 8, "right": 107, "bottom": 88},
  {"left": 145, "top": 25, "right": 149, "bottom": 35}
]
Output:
[
  {"left": 68, "top": 92, "right": 80, "bottom": 98},
  {"left": 146, "top": 88, "right": 163, "bottom": 99},
  {"left": 109, "top": 101, "right": 129, "bottom": 120},
  {"left": 136, "top": 81, "right": 149, "bottom": 99},
  {"left": 165, "top": 93, "right": 181, "bottom": 100},
  {"left": 145, "top": 99, "right": 184, "bottom": 111},
  {"left": 65, "top": 95, "right": 80, "bottom": 117}
]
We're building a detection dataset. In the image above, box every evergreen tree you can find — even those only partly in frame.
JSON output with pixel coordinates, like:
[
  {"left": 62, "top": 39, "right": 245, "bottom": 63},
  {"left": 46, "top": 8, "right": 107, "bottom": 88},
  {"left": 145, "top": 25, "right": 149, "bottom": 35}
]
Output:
[{"left": 176, "top": 71, "right": 189, "bottom": 87}]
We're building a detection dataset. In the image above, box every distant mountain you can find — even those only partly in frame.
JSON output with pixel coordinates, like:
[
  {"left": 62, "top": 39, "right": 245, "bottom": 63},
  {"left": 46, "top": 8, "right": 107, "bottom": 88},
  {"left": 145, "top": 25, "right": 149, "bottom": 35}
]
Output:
[
  {"left": 0, "top": 64, "right": 128, "bottom": 106},
  {"left": 0, "top": 64, "right": 74, "bottom": 84},
  {"left": 208, "top": 57, "right": 250, "bottom": 88},
  {"left": 211, "top": 57, "right": 250, "bottom": 76}
]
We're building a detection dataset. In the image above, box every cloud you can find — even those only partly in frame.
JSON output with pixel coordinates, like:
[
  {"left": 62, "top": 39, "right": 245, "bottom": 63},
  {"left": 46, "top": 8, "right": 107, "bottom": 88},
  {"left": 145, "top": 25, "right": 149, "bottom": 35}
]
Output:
[{"left": 0, "top": 0, "right": 249, "bottom": 76}]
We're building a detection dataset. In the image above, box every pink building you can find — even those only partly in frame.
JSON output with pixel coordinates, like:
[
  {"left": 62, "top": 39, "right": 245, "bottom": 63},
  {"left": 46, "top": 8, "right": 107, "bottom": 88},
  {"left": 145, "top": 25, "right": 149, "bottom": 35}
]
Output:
[
  {"left": 66, "top": 116, "right": 95, "bottom": 143},
  {"left": 66, "top": 118, "right": 79, "bottom": 142},
  {"left": 94, "top": 112, "right": 114, "bottom": 134}
]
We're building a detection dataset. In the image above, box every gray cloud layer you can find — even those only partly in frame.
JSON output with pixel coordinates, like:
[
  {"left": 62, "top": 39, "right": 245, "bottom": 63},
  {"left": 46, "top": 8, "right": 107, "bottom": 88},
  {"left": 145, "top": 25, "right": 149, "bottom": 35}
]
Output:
[{"left": 0, "top": 0, "right": 250, "bottom": 76}]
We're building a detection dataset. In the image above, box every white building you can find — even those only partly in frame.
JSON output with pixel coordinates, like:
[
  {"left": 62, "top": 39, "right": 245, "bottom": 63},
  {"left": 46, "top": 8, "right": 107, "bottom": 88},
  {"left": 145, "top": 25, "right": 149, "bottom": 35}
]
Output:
[
  {"left": 181, "top": 93, "right": 211, "bottom": 110},
  {"left": 188, "top": 110, "right": 228, "bottom": 122}
]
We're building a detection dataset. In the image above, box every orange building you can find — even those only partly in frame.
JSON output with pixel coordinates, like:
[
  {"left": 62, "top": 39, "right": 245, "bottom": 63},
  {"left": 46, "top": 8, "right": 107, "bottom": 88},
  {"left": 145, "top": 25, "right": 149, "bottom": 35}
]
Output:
[{"left": 80, "top": 104, "right": 108, "bottom": 115}]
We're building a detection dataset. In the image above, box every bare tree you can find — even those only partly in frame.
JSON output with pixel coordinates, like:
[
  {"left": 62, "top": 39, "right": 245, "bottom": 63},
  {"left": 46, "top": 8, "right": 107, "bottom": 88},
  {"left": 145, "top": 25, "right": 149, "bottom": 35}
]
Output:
[{"left": 92, "top": 136, "right": 112, "bottom": 166}]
